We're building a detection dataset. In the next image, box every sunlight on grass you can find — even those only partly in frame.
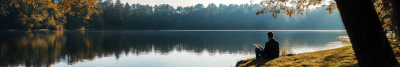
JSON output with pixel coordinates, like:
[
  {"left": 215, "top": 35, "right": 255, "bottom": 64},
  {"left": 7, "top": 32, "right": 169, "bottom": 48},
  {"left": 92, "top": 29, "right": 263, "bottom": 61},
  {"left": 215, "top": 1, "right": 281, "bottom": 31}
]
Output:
[
  {"left": 236, "top": 46, "right": 357, "bottom": 67},
  {"left": 236, "top": 36, "right": 358, "bottom": 67}
]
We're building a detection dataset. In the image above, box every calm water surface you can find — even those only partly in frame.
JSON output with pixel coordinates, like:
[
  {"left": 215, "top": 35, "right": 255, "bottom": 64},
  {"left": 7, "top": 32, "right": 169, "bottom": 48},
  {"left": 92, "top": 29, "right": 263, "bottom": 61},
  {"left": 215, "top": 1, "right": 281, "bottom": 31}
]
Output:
[{"left": 0, "top": 30, "right": 348, "bottom": 67}]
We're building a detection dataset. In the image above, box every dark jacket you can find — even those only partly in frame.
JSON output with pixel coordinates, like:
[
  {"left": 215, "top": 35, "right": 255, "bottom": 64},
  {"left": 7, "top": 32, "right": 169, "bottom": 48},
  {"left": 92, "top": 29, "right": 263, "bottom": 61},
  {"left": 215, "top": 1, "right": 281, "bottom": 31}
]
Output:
[{"left": 264, "top": 39, "right": 280, "bottom": 59}]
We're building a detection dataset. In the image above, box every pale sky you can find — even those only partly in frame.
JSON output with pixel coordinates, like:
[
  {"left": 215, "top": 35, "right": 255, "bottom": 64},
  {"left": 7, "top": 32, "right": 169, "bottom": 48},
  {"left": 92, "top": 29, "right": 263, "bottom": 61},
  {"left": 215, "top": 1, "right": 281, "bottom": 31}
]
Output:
[{"left": 119, "top": 0, "right": 261, "bottom": 8}]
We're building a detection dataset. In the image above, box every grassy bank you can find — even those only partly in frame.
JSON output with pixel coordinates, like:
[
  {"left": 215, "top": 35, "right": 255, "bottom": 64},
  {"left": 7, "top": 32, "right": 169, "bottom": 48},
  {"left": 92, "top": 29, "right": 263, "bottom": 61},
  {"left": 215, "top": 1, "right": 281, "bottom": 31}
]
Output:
[{"left": 236, "top": 46, "right": 358, "bottom": 67}]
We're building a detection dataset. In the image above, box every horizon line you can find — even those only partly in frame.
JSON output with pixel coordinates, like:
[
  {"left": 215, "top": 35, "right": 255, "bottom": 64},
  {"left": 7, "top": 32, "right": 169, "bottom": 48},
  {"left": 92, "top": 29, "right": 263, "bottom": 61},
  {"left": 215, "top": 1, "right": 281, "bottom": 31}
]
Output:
[{"left": 160, "top": 30, "right": 346, "bottom": 31}]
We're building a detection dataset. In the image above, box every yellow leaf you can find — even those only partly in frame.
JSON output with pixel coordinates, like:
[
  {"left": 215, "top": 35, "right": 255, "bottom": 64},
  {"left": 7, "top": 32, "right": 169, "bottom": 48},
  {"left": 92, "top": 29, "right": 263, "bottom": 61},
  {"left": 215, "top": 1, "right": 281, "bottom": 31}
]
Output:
[
  {"left": 69, "top": 12, "right": 75, "bottom": 16},
  {"left": 9, "top": 1, "right": 14, "bottom": 6},
  {"left": 15, "top": 4, "right": 20, "bottom": 8}
]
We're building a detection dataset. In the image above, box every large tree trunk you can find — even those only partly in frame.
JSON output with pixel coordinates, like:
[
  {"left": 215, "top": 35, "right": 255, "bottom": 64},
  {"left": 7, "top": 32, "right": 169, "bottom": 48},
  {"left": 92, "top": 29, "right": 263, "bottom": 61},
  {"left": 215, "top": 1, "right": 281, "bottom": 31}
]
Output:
[{"left": 335, "top": 0, "right": 399, "bottom": 66}]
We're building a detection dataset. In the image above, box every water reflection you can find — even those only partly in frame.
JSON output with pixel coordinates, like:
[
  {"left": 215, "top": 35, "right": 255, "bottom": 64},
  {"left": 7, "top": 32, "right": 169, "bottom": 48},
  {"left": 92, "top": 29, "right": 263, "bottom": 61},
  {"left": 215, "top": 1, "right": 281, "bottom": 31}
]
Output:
[
  {"left": 0, "top": 30, "right": 348, "bottom": 67},
  {"left": 0, "top": 31, "right": 66, "bottom": 67},
  {"left": 285, "top": 36, "right": 350, "bottom": 54}
]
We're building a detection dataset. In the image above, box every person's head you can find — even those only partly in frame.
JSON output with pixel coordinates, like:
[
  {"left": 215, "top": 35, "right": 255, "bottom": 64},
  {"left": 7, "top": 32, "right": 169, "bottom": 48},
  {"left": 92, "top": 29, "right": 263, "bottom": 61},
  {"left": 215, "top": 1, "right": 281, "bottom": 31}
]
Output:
[{"left": 268, "top": 31, "right": 274, "bottom": 39}]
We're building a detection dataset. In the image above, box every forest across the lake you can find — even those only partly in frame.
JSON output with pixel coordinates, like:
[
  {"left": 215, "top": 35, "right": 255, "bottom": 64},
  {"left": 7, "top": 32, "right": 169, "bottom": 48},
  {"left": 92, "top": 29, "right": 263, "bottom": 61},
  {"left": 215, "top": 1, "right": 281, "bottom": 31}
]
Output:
[{"left": 0, "top": 0, "right": 345, "bottom": 30}]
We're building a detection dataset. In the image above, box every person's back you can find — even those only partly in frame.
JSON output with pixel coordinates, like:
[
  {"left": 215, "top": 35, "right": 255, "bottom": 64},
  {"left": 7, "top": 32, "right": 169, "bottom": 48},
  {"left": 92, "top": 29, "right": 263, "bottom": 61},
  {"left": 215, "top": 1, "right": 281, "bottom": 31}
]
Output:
[{"left": 264, "top": 38, "right": 279, "bottom": 59}]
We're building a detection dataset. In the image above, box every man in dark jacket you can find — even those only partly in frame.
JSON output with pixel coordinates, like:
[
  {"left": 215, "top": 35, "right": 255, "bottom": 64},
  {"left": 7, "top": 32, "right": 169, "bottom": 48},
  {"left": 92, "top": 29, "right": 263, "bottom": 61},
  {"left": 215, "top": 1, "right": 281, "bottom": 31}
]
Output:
[{"left": 255, "top": 31, "right": 280, "bottom": 59}]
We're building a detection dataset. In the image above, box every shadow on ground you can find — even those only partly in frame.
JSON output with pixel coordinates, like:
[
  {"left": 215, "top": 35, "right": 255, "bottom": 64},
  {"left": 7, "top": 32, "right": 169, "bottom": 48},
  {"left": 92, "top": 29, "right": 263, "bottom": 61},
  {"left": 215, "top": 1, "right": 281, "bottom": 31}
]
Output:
[{"left": 236, "top": 59, "right": 271, "bottom": 67}]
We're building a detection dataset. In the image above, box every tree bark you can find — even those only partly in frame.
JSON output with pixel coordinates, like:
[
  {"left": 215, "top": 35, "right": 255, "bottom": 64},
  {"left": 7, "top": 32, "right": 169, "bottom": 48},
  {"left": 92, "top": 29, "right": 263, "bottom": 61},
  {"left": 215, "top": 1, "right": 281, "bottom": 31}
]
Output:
[{"left": 335, "top": 0, "right": 399, "bottom": 66}]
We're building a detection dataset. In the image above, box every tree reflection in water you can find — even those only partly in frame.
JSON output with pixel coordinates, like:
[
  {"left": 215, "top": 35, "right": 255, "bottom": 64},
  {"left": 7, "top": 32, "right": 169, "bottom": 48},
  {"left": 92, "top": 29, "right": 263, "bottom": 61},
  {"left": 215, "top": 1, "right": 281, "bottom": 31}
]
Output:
[
  {"left": 0, "top": 30, "right": 348, "bottom": 66},
  {"left": 0, "top": 31, "right": 66, "bottom": 67},
  {"left": 0, "top": 31, "right": 252, "bottom": 66}
]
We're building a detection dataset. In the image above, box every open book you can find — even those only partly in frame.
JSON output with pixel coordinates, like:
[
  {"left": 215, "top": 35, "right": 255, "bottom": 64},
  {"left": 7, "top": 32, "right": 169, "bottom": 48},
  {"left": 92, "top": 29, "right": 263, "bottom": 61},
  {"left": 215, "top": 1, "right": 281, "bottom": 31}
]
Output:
[{"left": 253, "top": 44, "right": 264, "bottom": 50}]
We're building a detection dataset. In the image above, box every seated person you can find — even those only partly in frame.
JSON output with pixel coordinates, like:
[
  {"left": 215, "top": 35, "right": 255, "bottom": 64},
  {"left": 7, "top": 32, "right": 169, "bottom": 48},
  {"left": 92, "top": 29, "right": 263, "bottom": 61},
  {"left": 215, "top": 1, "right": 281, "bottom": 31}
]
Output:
[{"left": 255, "top": 31, "right": 280, "bottom": 59}]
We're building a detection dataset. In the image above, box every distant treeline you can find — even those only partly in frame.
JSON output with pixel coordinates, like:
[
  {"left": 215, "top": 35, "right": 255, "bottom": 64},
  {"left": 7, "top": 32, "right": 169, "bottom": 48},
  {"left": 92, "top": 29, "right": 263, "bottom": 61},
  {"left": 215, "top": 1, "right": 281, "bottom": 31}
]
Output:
[{"left": 0, "top": 0, "right": 344, "bottom": 30}]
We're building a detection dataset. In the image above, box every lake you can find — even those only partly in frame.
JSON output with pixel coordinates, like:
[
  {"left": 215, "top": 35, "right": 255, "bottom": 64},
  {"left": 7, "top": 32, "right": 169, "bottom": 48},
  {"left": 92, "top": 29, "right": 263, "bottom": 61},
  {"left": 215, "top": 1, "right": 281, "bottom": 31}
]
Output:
[{"left": 0, "top": 30, "right": 349, "bottom": 67}]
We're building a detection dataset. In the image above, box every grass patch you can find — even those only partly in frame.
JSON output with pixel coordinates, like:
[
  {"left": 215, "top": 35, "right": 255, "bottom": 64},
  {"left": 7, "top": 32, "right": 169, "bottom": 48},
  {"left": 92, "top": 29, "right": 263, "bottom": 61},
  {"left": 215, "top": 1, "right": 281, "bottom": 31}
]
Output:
[{"left": 236, "top": 46, "right": 358, "bottom": 67}]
